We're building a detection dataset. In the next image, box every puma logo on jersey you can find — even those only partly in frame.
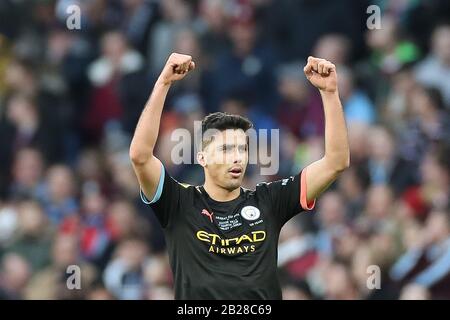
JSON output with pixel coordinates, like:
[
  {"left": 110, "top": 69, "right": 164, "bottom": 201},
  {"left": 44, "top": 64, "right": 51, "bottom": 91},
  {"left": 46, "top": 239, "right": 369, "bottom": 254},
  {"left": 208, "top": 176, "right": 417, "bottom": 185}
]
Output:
[{"left": 201, "top": 209, "right": 214, "bottom": 223}]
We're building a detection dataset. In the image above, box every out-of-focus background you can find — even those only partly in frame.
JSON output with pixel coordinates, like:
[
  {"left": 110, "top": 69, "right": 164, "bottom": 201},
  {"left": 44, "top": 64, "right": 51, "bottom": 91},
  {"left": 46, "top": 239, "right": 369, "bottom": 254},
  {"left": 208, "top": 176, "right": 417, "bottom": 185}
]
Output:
[{"left": 0, "top": 0, "right": 449, "bottom": 300}]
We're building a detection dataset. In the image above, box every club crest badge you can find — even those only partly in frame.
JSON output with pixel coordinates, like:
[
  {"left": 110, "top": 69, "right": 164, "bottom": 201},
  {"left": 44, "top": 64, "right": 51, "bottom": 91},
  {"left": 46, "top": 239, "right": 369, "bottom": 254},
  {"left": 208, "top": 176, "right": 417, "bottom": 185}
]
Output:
[{"left": 240, "top": 206, "right": 260, "bottom": 221}]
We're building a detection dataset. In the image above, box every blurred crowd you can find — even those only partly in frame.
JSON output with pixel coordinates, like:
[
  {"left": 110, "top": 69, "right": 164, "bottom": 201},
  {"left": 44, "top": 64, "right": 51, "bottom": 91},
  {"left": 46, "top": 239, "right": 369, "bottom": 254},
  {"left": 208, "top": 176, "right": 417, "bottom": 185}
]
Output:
[{"left": 0, "top": 0, "right": 450, "bottom": 300}]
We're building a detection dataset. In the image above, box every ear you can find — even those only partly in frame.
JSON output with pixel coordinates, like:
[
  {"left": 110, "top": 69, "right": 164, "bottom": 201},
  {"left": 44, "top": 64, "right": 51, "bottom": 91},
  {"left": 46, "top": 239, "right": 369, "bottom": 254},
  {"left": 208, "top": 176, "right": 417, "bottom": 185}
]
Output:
[{"left": 197, "top": 151, "right": 206, "bottom": 167}]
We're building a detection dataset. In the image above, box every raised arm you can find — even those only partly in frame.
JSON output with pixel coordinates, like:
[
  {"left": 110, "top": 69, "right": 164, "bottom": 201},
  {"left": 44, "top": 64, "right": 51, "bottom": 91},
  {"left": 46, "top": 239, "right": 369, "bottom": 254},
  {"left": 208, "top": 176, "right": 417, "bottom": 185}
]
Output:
[
  {"left": 302, "top": 56, "right": 350, "bottom": 203},
  {"left": 129, "top": 53, "right": 195, "bottom": 201}
]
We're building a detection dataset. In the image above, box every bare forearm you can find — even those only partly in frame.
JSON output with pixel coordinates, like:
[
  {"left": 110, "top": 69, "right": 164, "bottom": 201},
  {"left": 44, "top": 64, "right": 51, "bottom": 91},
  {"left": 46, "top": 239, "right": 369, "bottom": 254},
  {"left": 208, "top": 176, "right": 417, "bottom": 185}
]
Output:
[
  {"left": 129, "top": 53, "right": 194, "bottom": 199},
  {"left": 320, "top": 90, "right": 350, "bottom": 171},
  {"left": 129, "top": 80, "right": 171, "bottom": 164},
  {"left": 302, "top": 57, "right": 349, "bottom": 202},
  {"left": 130, "top": 54, "right": 194, "bottom": 165}
]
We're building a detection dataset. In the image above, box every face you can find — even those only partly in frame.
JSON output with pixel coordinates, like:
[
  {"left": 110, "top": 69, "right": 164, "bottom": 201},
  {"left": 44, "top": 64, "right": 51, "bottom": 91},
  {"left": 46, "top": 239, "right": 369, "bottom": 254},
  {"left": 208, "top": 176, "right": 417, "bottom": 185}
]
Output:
[
  {"left": 109, "top": 201, "right": 136, "bottom": 237},
  {"left": 229, "top": 23, "right": 256, "bottom": 55},
  {"left": 368, "top": 127, "right": 394, "bottom": 161},
  {"left": 410, "top": 86, "right": 433, "bottom": 117},
  {"left": 278, "top": 77, "right": 307, "bottom": 102},
  {"left": 200, "top": 0, "right": 225, "bottom": 31},
  {"left": 366, "top": 185, "right": 393, "bottom": 220},
  {"left": 324, "top": 263, "right": 353, "bottom": 299},
  {"left": 19, "top": 201, "right": 46, "bottom": 236},
  {"left": 47, "top": 166, "right": 75, "bottom": 201},
  {"left": 174, "top": 30, "right": 199, "bottom": 58},
  {"left": 117, "top": 239, "right": 148, "bottom": 270},
  {"left": 433, "top": 26, "right": 450, "bottom": 64},
  {"left": 198, "top": 129, "right": 249, "bottom": 191},
  {"left": 366, "top": 14, "right": 396, "bottom": 50},
  {"left": 6, "top": 95, "right": 37, "bottom": 126},
  {"left": 101, "top": 32, "right": 127, "bottom": 63},
  {"left": 313, "top": 35, "right": 349, "bottom": 65},
  {"left": 82, "top": 192, "right": 106, "bottom": 216},
  {"left": 13, "top": 149, "right": 43, "bottom": 187},
  {"left": 53, "top": 235, "right": 78, "bottom": 268},
  {"left": 2, "top": 254, "right": 30, "bottom": 290},
  {"left": 420, "top": 153, "right": 446, "bottom": 186},
  {"left": 318, "top": 192, "right": 345, "bottom": 228},
  {"left": 425, "top": 212, "right": 449, "bottom": 243}
]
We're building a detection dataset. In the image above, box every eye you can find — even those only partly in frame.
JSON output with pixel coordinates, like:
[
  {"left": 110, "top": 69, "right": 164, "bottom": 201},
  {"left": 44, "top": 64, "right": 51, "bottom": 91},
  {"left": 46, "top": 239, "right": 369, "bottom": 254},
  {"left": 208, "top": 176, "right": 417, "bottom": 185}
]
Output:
[{"left": 238, "top": 145, "right": 247, "bottom": 152}]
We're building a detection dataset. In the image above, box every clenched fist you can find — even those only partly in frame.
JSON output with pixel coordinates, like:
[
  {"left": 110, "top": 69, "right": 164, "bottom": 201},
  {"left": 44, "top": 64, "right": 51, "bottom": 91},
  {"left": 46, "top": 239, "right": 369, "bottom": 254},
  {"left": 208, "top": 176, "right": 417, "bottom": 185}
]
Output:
[
  {"left": 304, "top": 56, "right": 337, "bottom": 93},
  {"left": 158, "top": 53, "right": 196, "bottom": 85}
]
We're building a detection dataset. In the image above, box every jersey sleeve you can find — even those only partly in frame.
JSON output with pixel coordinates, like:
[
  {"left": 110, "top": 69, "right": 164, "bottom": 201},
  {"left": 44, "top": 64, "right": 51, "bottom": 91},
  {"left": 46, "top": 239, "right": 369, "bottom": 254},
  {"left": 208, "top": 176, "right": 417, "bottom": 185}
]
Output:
[
  {"left": 140, "top": 162, "right": 184, "bottom": 228},
  {"left": 262, "top": 166, "right": 316, "bottom": 228}
]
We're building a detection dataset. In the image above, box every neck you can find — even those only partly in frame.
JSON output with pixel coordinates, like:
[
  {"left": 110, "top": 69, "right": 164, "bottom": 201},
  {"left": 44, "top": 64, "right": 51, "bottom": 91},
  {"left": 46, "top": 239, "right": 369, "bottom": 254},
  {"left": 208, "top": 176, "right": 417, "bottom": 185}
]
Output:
[{"left": 203, "top": 179, "right": 240, "bottom": 202}]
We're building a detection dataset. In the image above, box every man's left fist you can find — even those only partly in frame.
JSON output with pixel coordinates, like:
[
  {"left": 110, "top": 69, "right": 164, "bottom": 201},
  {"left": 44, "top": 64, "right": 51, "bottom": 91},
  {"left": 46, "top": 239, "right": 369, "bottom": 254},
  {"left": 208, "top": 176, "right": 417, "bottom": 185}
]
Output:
[{"left": 303, "top": 56, "right": 337, "bottom": 93}]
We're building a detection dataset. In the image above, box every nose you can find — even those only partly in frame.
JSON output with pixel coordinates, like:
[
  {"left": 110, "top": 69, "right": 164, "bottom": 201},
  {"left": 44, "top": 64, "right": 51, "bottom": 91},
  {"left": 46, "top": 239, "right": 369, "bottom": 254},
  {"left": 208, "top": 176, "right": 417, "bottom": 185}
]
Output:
[{"left": 233, "top": 149, "right": 243, "bottom": 164}]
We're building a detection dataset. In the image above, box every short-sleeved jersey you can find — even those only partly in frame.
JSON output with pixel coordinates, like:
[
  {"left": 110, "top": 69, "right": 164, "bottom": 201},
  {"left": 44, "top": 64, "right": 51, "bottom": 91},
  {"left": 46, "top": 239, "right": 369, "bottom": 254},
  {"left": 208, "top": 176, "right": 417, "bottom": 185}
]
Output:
[{"left": 141, "top": 164, "right": 315, "bottom": 300}]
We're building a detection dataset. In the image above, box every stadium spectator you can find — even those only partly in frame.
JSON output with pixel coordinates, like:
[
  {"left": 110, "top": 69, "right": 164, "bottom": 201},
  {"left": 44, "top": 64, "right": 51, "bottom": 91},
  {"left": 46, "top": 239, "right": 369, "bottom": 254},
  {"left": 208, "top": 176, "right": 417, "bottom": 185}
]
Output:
[
  {"left": 4, "top": 200, "right": 53, "bottom": 272},
  {"left": 103, "top": 237, "right": 149, "bottom": 300},
  {"left": 0, "top": 253, "right": 31, "bottom": 299},
  {"left": 275, "top": 62, "right": 324, "bottom": 140},
  {"left": 415, "top": 24, "right": 450, "bottom": 106},
  {"left": 24, "top": 234, "right": 97, "bottom": 299},
  {"left": 338, "top": 66, "right": 376, "bottom": 126},
  {"left": 40, "top": 165, "right": 78, "bottom": 225},
  {"left": 390, "top": 210, "right": 450, "bottom": 299},
  {"left": 8, "top": 148, "right": 45, "bottom": 201}
]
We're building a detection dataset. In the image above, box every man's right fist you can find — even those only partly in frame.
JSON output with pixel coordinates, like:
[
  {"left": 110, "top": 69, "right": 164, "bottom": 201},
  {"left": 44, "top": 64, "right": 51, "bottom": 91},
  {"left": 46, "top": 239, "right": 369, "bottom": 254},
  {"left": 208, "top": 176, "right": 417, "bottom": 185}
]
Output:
[{"left": 158, "top": 53, "right": 196, "bottom": 85}]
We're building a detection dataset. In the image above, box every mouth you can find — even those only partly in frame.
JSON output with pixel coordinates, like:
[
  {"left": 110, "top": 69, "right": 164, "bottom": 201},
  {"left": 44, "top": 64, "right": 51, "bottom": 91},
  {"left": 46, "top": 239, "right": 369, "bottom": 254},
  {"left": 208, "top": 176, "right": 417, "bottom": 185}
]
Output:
[{"left": 228, "top": 167, "right": 243, "bottom": 178}]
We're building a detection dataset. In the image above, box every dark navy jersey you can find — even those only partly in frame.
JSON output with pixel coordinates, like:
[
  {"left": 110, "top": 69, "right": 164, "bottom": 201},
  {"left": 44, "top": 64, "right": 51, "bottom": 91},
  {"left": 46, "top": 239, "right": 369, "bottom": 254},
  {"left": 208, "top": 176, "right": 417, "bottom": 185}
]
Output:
[{"left": 141, "top": 164, "right": 315, "bottom": 300}]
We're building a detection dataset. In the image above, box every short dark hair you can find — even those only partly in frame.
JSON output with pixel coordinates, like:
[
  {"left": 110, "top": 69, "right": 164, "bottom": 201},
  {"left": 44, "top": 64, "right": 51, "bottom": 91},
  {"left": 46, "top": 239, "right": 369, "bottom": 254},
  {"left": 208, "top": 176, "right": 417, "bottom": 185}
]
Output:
[{"left": 201, "top": 112, "right": 253, "bottom": 149}]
